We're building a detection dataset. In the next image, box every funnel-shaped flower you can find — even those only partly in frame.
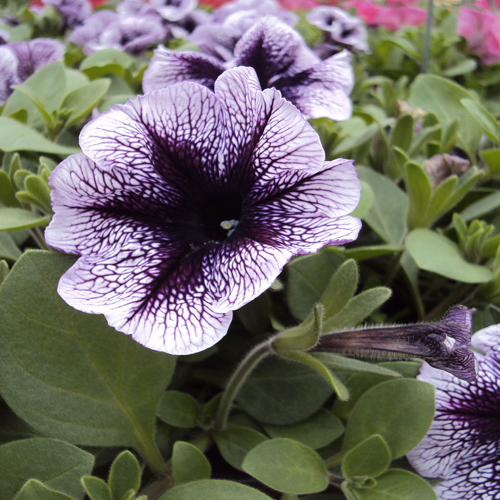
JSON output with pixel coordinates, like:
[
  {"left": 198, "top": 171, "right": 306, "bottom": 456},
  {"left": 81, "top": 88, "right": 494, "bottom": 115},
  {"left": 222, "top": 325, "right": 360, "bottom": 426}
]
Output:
[
  {"left": 46, "top": 67, "right": 361, "bottom": 355},
  {"left": 143, "top": 15, "right": 353, "bottom": 121},
  {"left": 407, "top": 323, "right": 500, "bottom": 499},
  {"left": 0, "top": 38, "right": 64, "bottom": 105},
  {"left": 313, "top": 305, "right": 477, "bottom": 381}
]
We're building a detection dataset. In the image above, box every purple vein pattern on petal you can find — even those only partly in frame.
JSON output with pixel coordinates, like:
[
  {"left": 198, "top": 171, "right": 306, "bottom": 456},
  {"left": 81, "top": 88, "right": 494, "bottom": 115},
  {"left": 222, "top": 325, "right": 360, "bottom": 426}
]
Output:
[
  {"left": 48, "top": 67, "right": 361, "bottom": 355},
  {"left": 142, "top": 46, "right": 225, "bottom": 93},
  {"left": 407, "top": 327, "right": 500, "bottom": 500}
]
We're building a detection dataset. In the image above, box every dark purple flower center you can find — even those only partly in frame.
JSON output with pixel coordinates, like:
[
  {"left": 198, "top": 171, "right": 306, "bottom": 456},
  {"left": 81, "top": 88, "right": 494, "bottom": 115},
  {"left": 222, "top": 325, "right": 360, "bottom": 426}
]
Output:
[{"left": 194, "top": 190, "right": 243, "bottom": 244}]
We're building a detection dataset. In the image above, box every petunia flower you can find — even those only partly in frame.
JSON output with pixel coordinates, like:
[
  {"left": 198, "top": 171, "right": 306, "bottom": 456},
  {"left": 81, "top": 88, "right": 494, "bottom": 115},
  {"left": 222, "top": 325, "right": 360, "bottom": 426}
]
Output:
[
  {"left": 0, "top": 38, "right": 64, "bottom": 105},
  {"left": 87, "top": 16, "right": 168, "bottom": 55},
  {"left": 68, "top": 10, "right": 119, "bottom": 50},
  {"left": 407, "top": 323, "right": 500, "bottom": 499},
  {"left": 307, "top": 6, "right": 369, "bottom": 54},
  {"left": 42, "top": 0, "right": 91, "bottom": 28},
  {"left": 45, "top": 67, "right": 361, "bottom": 355},
  {"left": 313, "top": 305, "right": 478, "bottom": 381},
  {"left": 143, "top": 15, "right": 354, "bottom": 121},
  {"left": 188, "top": 0, "right": 297, "bottom": 63}
]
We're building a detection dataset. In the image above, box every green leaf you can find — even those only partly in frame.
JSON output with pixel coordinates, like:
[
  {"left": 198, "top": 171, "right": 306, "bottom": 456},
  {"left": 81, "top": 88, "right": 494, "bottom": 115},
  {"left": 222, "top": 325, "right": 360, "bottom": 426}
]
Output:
[
  {"left": 332, "top": 123, "right": 379, "bottom": 157},
  {"left": 0, "top": 251, "right": 176, "bottom": 475},
  {"left": 273, "top": 304, "right": 323, "bottom": 352},
  {"left": 0, "top": 170, "right": 20, "bottom": 207},
  {"left": 0, "top": 260, "right": 8, "bottom": 284},
  {"left": 108, "top": 451, "right": 141, "bottom": 500},
  {"left": 173, "top": 442, "right": 211, "bottom": 485},
  {"left": 61, "top": 79, "right": 111, "bottom": 126},
  {"left": 0, "top": 233, "right": 22, "bottom": 261},
  {"left": 461, "top": 97, "right": 499, "bottom": 143},
  {"left": 12, "top": 61, "right": 66, "bottom": 128},
  {"left": 0, "top": 438, "right": 93, "bottom": 500},
  {"left": 406, "top": 228, "right": 493, "bottom": 283},
  {"left": 343, "top": 379, "right": 435, "bottom": 459},
  {"left": 408, "top": 74, "right": 483, "bottom": 159},
  {"left": 343, "top": 245, "right": 402, "bottom": 261},
  {"left": 237, "top": 356, "right": 333, "bottom": 425},
  {"left": 81, "top": 477, "right": 111, "bottom": 500},
  {"left": 157, "top": 391, "right": 200, "bottom": 428},
  {"left": 443, "top": 58, "right": 477, "bottom": 77},
  {"left": 0, "top": 207, "right": 50, "bottom": 231},
  {"left": 286, "top": 250, "right": 345, "bottom": 321},
  {"left": 14, "top": 480, "right": 75, "bottom": 500},
  {"left": 242, "top": 438, "right": 328, "bottom": 495},
  {"left": 348, "top": 469, "right": 437, "bottom": 500},
  {"left": 80, "top": 49, "right": 135, "bottom": 79},
  {"left": 350, "top": 181, "right": 374, "bottom": 219},
  {"left": 356, "top": 167, "right": 408, "bottom": 245},
  {"left": 280, "top": 350, "right": 349, "bottom": 401},
  {"left": 481, "top": 148, "right": 500, "bottom": 176},
  {"left": 323, "top": 287, "right": 392, "bottom": 331},
  {"left": 263, "top": 409, "right": 344, "bottom": 450},
  {"left": 320, "top": 259, "right": 358, "bottom": 320},
  {"left": 159, "top": 480, "right": 272, "bottom": 500},
  {"left": 310, "top": 353, "right": 401, "bottom": 378},
  {"left": 341, "top": 435, "right": 391, "bottom": 479},
  {"left": 460, "top": 191, "right": 500, "bottom": 222},
  {"left": 403, "top": 162, "right": 432, "bottom": 229},
  {"left": 236, "top": 293, "right": 271, "bottom": 334},
  {"left": 0, "top": 117, "right": 80, "bottom": 154},
  {"left": 391, "top": 115, "right": 414, "bottom": 151},
  {"left": 213, "top": 427, "right": 267, "bottom": 470}
]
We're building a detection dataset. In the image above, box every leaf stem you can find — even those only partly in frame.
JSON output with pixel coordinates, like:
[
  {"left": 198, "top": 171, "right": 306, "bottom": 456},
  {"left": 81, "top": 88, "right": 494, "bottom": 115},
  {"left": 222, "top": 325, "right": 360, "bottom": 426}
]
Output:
[
  {"left": 214, "top": 338, "right": 274, "bottom": 431},
  {"left": 423, "top": 0, "right": 434, "bottom": 73}
]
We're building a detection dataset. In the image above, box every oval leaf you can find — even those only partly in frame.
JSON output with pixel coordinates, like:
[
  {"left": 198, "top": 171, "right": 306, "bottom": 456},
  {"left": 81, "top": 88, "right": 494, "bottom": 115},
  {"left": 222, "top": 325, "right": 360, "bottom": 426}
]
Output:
[
  {"left": 242, "top": 438, "right": 328, "bottom": 495},
  {"left": 341, "top": 434, "right": 391, "bottom": 479},
  {"left": 173, "top": 442, "right": 211, "bottom": 485},
  {"left": 0, "top": 207, "right": 51, "bottom": 231},
  {"left": 159, "top": 480, "right": 272, "bottom": 500}
]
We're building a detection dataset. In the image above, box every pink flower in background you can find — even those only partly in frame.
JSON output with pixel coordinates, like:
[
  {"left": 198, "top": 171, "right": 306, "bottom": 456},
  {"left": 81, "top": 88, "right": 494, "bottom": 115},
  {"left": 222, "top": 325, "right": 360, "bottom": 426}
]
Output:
[
  {"left": 377, "top": 6, "right": 427, "bottom": 31},
  {"left": 279, "top": 0, "right": 318, "bottom": 10},
  {"left": 385, "top": 0, "right": 420, "bottom": 5},
  {"left": 476, "top": 0, "right": 500, "bottom": 9},
  {"left": 458, "top": 7, "right": 500, "bottom": 64},
  {"left": 345, "top": 0, "right": 426, "bottom": 31}
]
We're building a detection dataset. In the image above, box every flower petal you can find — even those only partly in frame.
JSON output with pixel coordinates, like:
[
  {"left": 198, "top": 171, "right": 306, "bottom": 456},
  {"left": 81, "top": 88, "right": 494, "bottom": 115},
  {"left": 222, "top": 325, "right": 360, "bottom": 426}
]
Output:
[
  {"left": 0, "top": 47, "right": 18, "bottom": 105},
  {"left": 58, "top": 244, "right": 232, "bottom": 355},
  {"left": 233, "top": 16, "right": 307, "bottom": 86},
  {"left": 142, "top": 46, "right": 225, "bottom": 93},
  {"left": 46, "top": 154, "right": 186, "bottom": 256},
  {"left": 205, "top": 237, "right": 293, "bottom": 313},
  {"left": 408, "top": 355, "right": 500, "bottom": 485},
  {"left": 276, "top": 50, "right": 354, "bottom": 120},
  {"left": 80, "top": 83, "right": 229, "bottom": 190},
  {"left": 472, "top": 324, "right": 500, "bottom": 355},
  {"left": 214, "top": 67, "right": 326, "bottom": 201}
]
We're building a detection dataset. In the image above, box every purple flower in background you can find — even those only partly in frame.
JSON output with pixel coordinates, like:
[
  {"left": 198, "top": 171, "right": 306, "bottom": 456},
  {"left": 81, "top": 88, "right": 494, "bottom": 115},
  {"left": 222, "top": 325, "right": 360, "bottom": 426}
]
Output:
[
  {"left": 88, "top": 16, "right": 167, "bottom": 55},
  {"left": 45, "top": 67, "right": 361, "bottom": 355},
  {"left": 151, "top": 0, "right": 198, "bottom": 22},
  {"left": 407, "top": 324, "right": 500, "bottom": 499},
  {"left": 0, "top": 38, "right": 64, "bottom": 105},
  {"left": 307, "top": 6, "right": 368, "bottom": 54},
  {"left": 144, "top": 16, "right": 354, "bottom": 121},
  {"left": 43, "top": 0, "right": 91, "bottom": 28},
  {"left": 0, "top": 29, "right": 10, "bottom": 44},
  {"left": 188, "top": 0, "right": 297, "bottom": 62},
  {"left": 68, "top": 10, "right": 119, "bottom": 50},
  {"left": 314, "top": 305, "right": 478, "bottom": 381}
]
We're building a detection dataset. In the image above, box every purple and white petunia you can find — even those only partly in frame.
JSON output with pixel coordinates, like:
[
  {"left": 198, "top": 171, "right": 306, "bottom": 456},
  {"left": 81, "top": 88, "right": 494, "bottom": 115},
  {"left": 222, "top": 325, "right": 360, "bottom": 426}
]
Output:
[
  {"left": 68, "top": 10, "right": 119, "bottom": 50},
  {"left": 0, "top": 38, "right": 64, "bottom": 105},
  {"left": 42, "top": 0, "right": 91, "bottom": 28},
  {"left": 307, "top": 6, "right": 368, "bottom": 55},
  {"left": 151, "top": 0, "right": 198, "bottom": 23},
  {"left": 87, "top": 16, "right": 168, "bottom": 55},
  {"left": 407, "top": 323, "right": 500, "bottom": 499},
  {"left": 144, "top": 16, "right": 354, "bottom": 121},
  {"left": 45, "top": 67, "right": 361, "bottom": 355}
]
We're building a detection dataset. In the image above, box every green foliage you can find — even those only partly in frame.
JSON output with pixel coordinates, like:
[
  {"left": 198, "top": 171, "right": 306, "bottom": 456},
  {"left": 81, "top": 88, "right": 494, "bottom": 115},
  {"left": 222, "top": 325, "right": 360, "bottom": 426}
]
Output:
[
  {"left": 0, "top": 251, "right": 175, "bottom": 474},
  {"left": 172, "top": 442, "right": 211, "bottom": 485},
  {"left": 0, "top": 438, "right": 94, "bottom": 500},
  {"left": 242, "top": 438, "right": 328, "bottom": 495},
  {"left": 158, "top": 480, "right": 272, "bottom": 500},
  {"left": 14, "top": 480, "right": 75, "bottom": 500},
  {"left": 342, "top": 379, "right": 435, "bottom": 459},
  {"left": 341, "top": 435, "right": 391, "bottom": 479},
  {"left": 157, "top": 391, "right": 200, "bottom": 429}
]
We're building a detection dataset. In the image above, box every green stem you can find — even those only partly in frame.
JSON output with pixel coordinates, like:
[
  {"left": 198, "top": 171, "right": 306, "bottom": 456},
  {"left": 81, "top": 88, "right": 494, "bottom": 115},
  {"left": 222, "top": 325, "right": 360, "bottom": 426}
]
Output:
[
  {"left": 324, "top": 451, "right": 346, "bottom": 468},
  {"left": 30, "top": 227, "right": 49, "bottom": 250},
  {"left": 423, "top": 0, "right": 434, "bottom": 73},
  {"left": 138, "top": 441, "right": 169, "bottom": 478},
  {"left": 214, "top": 339, "right": 274, "bottom": 431}
]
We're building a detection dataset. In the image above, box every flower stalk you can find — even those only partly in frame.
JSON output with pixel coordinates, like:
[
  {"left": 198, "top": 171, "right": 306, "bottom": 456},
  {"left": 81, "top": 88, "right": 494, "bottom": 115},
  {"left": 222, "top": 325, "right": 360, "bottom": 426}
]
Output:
[{"left": 214, "top": 338, "right": 274, "bottom": 431}]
